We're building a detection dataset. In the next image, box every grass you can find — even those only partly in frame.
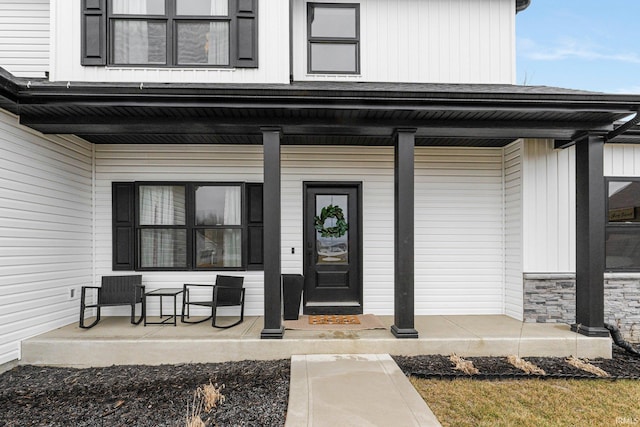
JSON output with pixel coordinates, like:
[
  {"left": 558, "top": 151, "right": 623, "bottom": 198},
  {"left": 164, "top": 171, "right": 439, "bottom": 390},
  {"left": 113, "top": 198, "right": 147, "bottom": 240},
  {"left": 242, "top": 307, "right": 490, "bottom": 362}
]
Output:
[{"left": 411, "top": 377, "right": 640, "bottom": 427}]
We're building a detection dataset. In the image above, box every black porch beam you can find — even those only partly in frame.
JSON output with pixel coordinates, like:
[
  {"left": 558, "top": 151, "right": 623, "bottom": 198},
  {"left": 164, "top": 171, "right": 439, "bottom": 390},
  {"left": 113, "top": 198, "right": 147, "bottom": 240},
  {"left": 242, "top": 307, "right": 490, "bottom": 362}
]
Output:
[
  {"left": 391, "top": 128, "right": 419, "bottom": 339},
  {"left": 572, "top": 134, "right": 609, "bottom": 337},
  {"left": 261, "top": 127, "right": 284, "bottom": 339}
]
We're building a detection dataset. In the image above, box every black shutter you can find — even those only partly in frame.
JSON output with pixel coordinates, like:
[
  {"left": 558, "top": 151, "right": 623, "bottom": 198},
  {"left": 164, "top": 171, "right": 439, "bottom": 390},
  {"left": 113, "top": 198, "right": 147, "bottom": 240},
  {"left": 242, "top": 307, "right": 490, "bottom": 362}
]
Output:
[
  {"left": 246, "top": 183, "right": 264, "bottom": 270},
  {"left": 112, "top": 182, "right": 135, "bottom": 270},
  {"left": 81, "top": 0, "right": 107, "bottom": 65},
  {"left": 231, "top": 0, "right": 258, "bottom": 68}
]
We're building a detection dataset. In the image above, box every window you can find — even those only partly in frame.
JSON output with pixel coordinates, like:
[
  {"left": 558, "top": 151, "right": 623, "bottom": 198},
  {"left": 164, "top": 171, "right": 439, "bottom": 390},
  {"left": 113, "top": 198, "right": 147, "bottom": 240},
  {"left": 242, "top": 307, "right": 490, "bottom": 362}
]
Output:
[
  {"left": 307, "top": 3, "right": 360, "bottom": 74},
  {"left": 606, "top": 178, "right": 640, "bottom": 270},
  {"left": 112, "top": 182, "right": 263, "bottom": 271},
  {"left": 81, "top": 0, "right": 258, "bottom": 68}
]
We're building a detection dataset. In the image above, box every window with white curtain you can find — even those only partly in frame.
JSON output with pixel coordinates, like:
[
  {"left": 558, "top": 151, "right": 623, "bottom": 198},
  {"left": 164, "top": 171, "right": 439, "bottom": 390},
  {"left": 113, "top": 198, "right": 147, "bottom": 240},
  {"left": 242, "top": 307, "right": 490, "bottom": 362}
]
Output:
[
  {"left": 136, "top": 182, "right": 249, "bottom": 270},
  {"left": 109, "top": 0, "right": 230, "bottom": 66}
]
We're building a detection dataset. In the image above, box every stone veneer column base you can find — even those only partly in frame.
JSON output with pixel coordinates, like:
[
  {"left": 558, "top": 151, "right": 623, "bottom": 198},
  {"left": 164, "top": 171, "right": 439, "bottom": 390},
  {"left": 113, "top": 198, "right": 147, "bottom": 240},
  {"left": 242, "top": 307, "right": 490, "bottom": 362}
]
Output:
[{"left": 524, "top": 273, "right": 640, "bottom": 343}]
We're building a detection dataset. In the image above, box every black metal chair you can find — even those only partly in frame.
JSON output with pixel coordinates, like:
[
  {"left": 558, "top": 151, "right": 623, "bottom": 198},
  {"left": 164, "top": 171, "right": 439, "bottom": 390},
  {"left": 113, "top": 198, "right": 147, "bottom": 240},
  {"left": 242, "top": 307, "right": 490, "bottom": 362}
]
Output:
[
  {"left": 181, "top": 275, "right": 245, "bottom": 328},
  {"left": 79, "top": 275, "right": 145, "bottom": 329}
]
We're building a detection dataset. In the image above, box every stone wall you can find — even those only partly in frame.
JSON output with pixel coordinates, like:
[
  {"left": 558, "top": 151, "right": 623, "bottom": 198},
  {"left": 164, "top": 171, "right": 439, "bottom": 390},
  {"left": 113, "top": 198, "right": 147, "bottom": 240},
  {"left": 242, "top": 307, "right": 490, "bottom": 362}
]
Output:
[{"left": 523, "top": 274, "right": 640, "bottom": 342}]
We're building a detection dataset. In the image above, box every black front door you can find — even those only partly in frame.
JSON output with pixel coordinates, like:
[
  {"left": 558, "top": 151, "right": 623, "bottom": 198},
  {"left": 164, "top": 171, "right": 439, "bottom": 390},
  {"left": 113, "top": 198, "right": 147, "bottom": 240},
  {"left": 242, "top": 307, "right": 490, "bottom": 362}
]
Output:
[{"left": 303, "top": 182, "right": 362, "bottom": 314}]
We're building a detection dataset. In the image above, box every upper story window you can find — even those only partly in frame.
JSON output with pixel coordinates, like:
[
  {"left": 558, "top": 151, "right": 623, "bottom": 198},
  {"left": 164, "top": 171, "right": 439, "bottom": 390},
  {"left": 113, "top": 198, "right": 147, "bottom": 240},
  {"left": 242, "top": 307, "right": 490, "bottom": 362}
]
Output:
[
  {"left": 307, "top": 3, "right": 360, "bottom": 74},
  {"left": 81, "top": 0, "right": 258, "bottom": 68},
  {"left": 606, "top": 178, "right": 640, "bottom": 271}
]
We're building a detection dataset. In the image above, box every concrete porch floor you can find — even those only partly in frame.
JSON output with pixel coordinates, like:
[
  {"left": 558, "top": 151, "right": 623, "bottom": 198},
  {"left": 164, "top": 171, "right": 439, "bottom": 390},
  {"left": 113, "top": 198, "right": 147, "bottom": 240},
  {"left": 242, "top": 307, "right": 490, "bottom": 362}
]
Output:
[{"left": 20, "top": 315, "right": 611, "bottom": 367}]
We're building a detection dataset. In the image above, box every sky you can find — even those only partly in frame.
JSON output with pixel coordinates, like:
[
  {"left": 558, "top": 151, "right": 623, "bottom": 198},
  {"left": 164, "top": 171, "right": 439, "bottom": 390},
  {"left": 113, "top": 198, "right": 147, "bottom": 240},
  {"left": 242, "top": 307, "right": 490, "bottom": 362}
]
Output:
[{"left": 516, "top": 0, "right": 640, "bottom": 94}]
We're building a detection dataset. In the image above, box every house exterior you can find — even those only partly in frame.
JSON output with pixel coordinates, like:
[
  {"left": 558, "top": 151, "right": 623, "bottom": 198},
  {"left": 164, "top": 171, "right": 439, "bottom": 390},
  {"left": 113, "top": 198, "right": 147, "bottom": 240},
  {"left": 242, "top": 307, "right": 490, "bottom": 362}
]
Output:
[{"left": 2, "top": 0, "right": 640, "bottom": 365}]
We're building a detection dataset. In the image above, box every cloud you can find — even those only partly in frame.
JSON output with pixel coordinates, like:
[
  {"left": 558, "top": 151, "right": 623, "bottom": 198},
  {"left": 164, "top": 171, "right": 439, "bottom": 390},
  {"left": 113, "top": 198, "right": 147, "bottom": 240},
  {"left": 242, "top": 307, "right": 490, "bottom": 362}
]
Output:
[
  {"left": 613, "top": 86, "right": 640, "bottom": 94},
  {"left": 519, "top": 37, "right": 640, "bottom": 64}
]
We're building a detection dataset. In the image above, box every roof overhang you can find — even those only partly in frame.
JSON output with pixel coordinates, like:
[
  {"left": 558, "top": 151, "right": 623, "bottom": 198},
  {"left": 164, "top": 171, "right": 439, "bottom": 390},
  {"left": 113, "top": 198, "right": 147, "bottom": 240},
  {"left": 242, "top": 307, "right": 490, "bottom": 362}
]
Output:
[
  {"left": 2, "top": 68, "right": 640, "bottom": 148},
  {"left": 516, "top": 0, "right": 531, "bottom": 13}
]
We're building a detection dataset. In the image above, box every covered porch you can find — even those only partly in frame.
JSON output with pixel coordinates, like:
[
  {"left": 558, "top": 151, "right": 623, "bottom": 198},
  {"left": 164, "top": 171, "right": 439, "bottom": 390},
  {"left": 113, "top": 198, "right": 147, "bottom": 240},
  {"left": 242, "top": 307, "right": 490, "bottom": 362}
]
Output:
[
  {"left": 20, "top": 315, "right": 611, "bottom": 368},
  {"left": 3, "top": 70, "right": 640, "bottom": 344}
]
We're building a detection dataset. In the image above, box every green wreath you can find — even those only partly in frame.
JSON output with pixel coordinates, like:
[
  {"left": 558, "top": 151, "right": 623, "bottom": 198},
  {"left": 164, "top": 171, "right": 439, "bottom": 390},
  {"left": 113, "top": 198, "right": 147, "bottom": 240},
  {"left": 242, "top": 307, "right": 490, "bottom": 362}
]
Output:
[{"left": 314, "top": 204, "right": 349, "bottom": 238}]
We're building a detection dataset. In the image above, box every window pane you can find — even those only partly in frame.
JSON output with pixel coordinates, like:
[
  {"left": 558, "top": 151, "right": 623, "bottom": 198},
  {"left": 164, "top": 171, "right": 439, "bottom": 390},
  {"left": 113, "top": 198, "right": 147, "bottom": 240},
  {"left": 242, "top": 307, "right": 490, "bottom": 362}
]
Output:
[
  {"left": 195, "top": 185, "right": 241, "bottom": 225},
  {"left": 310, "top": 43, "right": 357, "bottom": 73},
  {"left": 607, "top": 229, "right": 640, "bottom": 269},
  {"left": 112, "top": 0, "right": 165, "bottom": 15},
  {"left": 315, "top": 195, "right": 348, "bottom": 264},
  {"left": 176, "top": 0, "right": 228, "bottom": 16},
  {"left": 113, "top": 20, "right": 166, "bottom": 64},
  {"left": 177, "top": 21, "right": 229, "bottom": 65},
  {"left": 139, "top": 185, "right": 186, "bottom": 225},
  {"left": 196, "top": 229, "right": 242, "bottom": 268},
  {"left": 311, "top": 7, "right": 356, "bottom": 38},
  {"left": 140, "top": 229, "right": 187, "bottom": 268},
  {"left": 608, "top": 181, "right": 640, "bottom": 223}
]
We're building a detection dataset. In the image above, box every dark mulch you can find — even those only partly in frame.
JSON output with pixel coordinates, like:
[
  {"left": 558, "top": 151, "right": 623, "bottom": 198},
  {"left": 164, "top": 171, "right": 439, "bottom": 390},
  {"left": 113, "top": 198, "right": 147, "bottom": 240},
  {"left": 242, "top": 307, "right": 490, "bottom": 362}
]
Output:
[
  {"left": 393, "top": 347, "right": 640, "bottom": 380},
  {"left": 2, "top": 347, "right": 640, "bottom": 426},
  {"left": 0, "top": 359, "right": 290, "bottom": 427}
]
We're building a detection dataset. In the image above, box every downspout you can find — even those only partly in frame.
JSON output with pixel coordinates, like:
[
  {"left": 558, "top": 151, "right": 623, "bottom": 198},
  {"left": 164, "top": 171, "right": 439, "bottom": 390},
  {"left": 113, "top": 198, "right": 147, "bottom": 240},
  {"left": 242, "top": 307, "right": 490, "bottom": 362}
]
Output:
[{"left": 289, "top": 0, "right": 293, "bottom": 83}]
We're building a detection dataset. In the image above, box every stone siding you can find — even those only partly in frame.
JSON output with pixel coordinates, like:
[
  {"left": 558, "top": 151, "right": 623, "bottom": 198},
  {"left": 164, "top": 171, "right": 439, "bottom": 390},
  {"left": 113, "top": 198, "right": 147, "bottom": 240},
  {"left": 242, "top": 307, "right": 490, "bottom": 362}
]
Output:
[{"left": 524, "top": 274, "right": 640, "bottom": 343}]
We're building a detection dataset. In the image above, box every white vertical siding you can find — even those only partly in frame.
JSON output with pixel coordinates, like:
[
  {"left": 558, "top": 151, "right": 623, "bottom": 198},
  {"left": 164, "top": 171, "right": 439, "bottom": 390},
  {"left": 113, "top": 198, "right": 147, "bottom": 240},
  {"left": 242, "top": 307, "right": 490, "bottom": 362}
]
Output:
[
  {"left": 0, "top": 0, "right": 49, "bottom": 78},
  {"left": 522, "top": 141, "right": 640, "bottom": 273},
  {"left": 292, "top": 0, "right": 515, "bottom": 84},
  {"left": 503, "top": 140, "right": 523, "bottom": 319},
  {"left": 0, "top": 110, "right": 92, "bottom": 365},
  {"left": 522, "top": 139, "right": 575, "bottom": 273},
  {"left": 415, "top": 147, "right": 505, "bottom": 314},
  {"left": 50, "top": 0, "right": 289, "bottom": 83},
  {"left": 95, "top": 144, "right": 506, "bottom": 317}
]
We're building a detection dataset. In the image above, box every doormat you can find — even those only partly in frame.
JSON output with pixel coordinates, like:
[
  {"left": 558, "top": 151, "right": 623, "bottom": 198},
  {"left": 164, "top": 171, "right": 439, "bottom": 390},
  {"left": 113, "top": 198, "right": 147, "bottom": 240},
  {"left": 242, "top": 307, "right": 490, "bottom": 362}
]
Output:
[
  {"left": 283, "top": 314, "right": 386, "bottom": 331},
  {"left": 309, "top": 315, "right": 360, "bottom": 325}
]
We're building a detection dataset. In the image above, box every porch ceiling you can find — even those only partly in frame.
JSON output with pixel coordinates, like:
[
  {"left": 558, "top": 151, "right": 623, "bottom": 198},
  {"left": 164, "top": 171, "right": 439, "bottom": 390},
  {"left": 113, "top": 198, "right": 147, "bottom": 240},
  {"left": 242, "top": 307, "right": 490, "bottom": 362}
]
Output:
[{"left": 2, "top": 69, "right": 640, "bottom": 147}]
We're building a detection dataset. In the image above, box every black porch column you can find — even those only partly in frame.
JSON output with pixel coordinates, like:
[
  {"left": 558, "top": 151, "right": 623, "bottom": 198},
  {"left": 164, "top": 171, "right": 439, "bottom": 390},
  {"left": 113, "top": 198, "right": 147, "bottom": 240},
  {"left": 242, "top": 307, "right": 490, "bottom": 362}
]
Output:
[
  {"left": 571, "top": 134, "right": 609, "bottom": 337},
  {"left": 391, "top": 129, "right": 419, "bottom": 339},
  {"left": 261, "top": 127, "right": 284, "bottom": 339}
]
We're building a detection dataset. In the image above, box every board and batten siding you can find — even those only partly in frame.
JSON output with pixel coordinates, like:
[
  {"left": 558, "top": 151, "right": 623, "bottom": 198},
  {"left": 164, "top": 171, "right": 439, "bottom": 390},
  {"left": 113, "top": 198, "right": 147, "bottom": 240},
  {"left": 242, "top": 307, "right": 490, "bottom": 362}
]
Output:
[
  {"left": 292, "top": 0, "right": 515, "bottom": 83},
  {"left": 503, "top": 140, "right": 523, "bottom": 319},
  {"left": 522, "top": 140, "right": 640, "bottom": 273},
  {"left": 95, "top": 144, "right": 508, "bottom": 317},
  {"left": 0, "top": 0, "right": 50, "bottom": 78},
  {"left": 49, "top": 0, "right": 289, "bottom": 83},
  {"left": 0, "top": 110, "right": 93, "bottom": 365}
]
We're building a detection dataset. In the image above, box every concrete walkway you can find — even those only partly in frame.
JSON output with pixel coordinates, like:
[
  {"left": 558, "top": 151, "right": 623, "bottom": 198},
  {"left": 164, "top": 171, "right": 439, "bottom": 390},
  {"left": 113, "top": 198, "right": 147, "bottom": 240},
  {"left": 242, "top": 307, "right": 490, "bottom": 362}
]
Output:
[{"left": 285, "top": 354, "right": 442, "bottom": 427}]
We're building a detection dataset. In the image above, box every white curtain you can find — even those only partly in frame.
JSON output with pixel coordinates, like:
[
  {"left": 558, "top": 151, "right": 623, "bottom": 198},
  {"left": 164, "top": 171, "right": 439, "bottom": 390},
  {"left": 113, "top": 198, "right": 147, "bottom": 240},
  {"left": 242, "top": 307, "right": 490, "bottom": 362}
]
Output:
[
  {"left": 223, "top": 187, "right": 241, "bottom": 266},
  {"left": 112, "top": 0, "right": 150, "bottom": 64},
  {"left": 207, "top": 21, "right": 229, "bottom": 65},
  {"left": 140, "top": 186, "right": 184, "bottom": 268}
]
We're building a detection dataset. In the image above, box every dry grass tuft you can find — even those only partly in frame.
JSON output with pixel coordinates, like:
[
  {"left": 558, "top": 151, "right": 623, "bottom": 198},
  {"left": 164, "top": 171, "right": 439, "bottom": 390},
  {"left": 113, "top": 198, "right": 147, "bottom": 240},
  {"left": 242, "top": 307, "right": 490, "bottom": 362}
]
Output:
[
  {"left": 449, "top": 353, "right": 479, "bottom": 375},
  {"left": 507, "top": 355, "right": 546, "bottom": 376},
  {"left": 185, "top": 382, "right": 226, "bottom": 427},
  {"left": 566, "top": 356, "right": 610, "bottom": 378}
]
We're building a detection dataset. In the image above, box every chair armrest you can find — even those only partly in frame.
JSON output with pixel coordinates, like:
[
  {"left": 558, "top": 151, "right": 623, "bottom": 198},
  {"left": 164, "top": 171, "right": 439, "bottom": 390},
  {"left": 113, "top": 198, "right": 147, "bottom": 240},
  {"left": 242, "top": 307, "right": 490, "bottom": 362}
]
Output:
[{"left": 80, "top": 286, "right": 100, "bottom": 304}]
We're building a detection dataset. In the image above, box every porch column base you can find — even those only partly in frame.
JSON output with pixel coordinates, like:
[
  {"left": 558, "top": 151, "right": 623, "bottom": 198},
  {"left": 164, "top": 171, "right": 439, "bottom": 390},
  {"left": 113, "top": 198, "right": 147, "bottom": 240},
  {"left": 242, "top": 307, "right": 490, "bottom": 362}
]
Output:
[
  {"left": 390, "top": 325, "right": 419, "bottom": 339},
  {"left": 260, "top": 327, "right": 285, "bottom": 339},
  {"left": 571, "top": 324, "right": 609, "bottom": 338}
]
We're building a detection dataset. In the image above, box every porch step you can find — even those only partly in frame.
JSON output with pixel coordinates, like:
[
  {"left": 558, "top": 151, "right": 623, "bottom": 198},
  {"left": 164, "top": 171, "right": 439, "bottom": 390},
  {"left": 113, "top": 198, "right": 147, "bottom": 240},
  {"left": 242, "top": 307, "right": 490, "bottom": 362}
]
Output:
[{"left": 20, "top": 315, "right": 611, "bottom": 367}]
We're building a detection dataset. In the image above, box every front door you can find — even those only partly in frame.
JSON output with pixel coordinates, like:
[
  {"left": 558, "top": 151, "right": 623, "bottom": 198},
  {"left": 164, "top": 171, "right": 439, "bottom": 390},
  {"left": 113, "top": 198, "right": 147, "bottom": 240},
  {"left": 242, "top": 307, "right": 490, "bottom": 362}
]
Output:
[{"left": 303, "top": 182, "right": 362, "bottom": 314}]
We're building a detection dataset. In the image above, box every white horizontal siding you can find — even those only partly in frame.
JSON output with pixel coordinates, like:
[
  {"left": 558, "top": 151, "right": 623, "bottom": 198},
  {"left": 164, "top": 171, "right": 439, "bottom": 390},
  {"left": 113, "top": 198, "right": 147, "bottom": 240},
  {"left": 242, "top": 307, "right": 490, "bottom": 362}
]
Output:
[
  {"left": 503, "top": 140, "right": 522, "bottom": 319},
  {"left": 50, "top": 0, "right": 289, "bottom": 83},
  {"left": 0, "top": 110, "right": 92, "bottom": 365},
  {"left": 95, "top": 144, "right": 506, "bottom": 317},
  {"left": 0, "top": 0, "right": 50, "bottom": 78},
  {"left": 292, "top": 0, "right": 515, "bottom": 83},
  {"left": 522, "top": 140, "right": 640, "bottom": 273},
  {"left": 415, "top": 147, "right": 505, "bottom": 314}
]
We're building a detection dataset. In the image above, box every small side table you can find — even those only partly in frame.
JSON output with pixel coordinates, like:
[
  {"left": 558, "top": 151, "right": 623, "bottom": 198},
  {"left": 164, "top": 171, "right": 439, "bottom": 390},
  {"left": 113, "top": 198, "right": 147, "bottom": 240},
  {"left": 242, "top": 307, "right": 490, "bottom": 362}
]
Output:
[{"left": 144, "top": 288, "right": 183, "bottom": 326}]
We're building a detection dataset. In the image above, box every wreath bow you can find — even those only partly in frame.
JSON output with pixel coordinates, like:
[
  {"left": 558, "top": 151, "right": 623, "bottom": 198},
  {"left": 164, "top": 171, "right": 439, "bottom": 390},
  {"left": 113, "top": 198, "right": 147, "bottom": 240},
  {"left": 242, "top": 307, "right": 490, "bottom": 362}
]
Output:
[{"left": 314, "top": 204, "right": 348, "bottom": 238}]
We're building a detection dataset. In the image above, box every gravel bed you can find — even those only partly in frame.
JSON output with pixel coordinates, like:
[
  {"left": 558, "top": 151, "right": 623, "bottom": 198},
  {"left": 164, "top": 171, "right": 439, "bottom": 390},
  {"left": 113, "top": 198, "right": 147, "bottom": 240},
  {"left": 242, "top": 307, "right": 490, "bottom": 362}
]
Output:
[{"left": 2, "top": 348, "right": 640, "bottom": 426}]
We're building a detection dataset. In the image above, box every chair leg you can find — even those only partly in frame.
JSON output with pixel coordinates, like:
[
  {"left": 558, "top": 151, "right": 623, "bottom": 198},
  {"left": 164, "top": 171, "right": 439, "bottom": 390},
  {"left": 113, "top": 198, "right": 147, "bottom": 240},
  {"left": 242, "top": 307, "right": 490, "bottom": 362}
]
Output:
[
  {"left": 130, "top": 302, "right": 144, "bottom": 325},
  {"left": 79, "top": 305, "right": 100, "bottom": 329}
]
